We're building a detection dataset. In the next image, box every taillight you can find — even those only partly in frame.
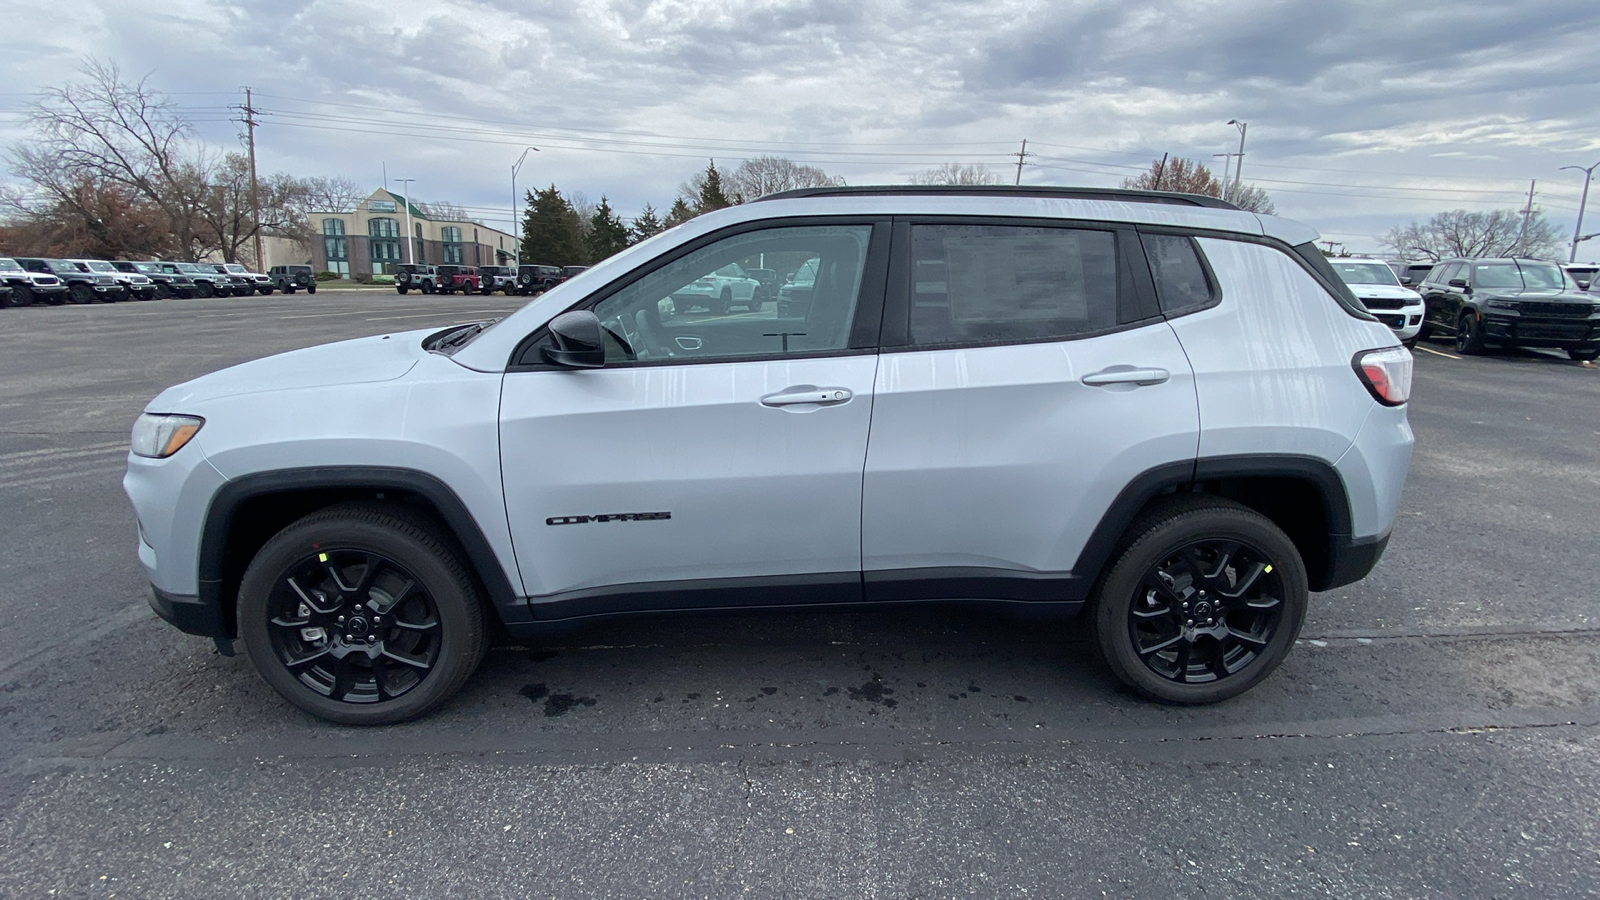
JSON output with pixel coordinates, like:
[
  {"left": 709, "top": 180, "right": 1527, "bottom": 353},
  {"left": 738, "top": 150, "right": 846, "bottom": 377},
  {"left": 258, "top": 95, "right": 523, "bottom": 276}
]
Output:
[{"left": 1352, "top": 346, "right": 1412, "bottom": 406}]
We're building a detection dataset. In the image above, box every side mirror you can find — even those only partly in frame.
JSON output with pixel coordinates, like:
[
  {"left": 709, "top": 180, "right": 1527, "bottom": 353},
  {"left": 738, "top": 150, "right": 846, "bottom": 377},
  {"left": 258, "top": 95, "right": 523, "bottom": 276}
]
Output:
[
  {"left": 1448, "top": 278, "right": 1469, "bottom": 289},
  {"left": 542, "top": 310, "right": 605, "bottom": 368}
]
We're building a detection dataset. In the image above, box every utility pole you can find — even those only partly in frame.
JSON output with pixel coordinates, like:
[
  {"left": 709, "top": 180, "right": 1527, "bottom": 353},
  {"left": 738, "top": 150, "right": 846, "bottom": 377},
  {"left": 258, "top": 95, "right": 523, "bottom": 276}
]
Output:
[
  {"left": 1515, "top": 179, "right": 1536, "bottom": 256},
  {"left": 1152, "top": 152, "right": 1169, "bottom": 191},
  {"left": 1013, "top": 139, "right": 1032, "bottom": 186},
  {"left": 1560, "top": 161, "right": 1600, "bottom": 262},
  {"left": 396, "top": 178, "right": 416, "bottom": 265},
  {"left": 1213, "top": 153, "right": 1240, "bottom": 202},
  {"left": 234, "top": 88, "right": 264, "bottom": 270}
]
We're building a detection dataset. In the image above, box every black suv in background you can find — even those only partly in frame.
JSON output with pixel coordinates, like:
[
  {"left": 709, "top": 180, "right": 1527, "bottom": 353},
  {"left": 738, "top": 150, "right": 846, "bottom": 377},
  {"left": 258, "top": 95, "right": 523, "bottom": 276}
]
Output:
[
  {"left": 15, "top": 258, "right": 119, "bottom": 303},
  {"left": 515, "top": 264, "right": 560, "bottom": 295},
  {"left": 112, "top": 261, "right": 195, "bottom": 299},
  {"left": 267, "top": 265, "right": 317, "bottom": 295},
  {"left": 0, "top": 256, "right": 69, "bottom": 306},
  {"left": 394, "top": 264, "right": 437, "bottom": 294},
  {"left": 1418, "top": 257, "right": 1600, "bottom": 360}
]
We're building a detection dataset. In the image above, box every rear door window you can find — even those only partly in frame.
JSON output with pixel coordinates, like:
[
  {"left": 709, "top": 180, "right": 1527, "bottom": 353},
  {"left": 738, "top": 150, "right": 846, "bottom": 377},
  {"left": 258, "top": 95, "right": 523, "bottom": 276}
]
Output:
[{"left": 904, "top": 224, "right": 1120, "bottom": 347}]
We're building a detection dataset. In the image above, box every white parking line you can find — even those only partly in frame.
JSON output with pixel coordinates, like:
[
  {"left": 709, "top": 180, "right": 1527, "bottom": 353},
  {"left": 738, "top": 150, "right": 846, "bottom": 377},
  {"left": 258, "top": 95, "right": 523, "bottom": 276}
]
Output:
[{"left": 1415, "top": 345, "right": 1461, "bottom": 360}]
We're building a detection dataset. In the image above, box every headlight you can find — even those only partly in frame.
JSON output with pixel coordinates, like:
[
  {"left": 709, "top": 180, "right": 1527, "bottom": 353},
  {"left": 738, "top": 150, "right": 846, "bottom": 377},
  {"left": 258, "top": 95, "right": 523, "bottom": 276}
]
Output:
[
  {"left": 1486, "top": 299, "right": 1519, "bottom": 309},
  {"left": 131, "top": 414, "right": 205, "bottom": 459}
]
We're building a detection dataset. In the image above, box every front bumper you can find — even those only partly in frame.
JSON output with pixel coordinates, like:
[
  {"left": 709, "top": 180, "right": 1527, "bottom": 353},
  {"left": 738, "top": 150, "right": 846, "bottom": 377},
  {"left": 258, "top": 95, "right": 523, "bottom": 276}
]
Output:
[{"left": 1482, "top": 312, "right": 1600, "bottom": 349}]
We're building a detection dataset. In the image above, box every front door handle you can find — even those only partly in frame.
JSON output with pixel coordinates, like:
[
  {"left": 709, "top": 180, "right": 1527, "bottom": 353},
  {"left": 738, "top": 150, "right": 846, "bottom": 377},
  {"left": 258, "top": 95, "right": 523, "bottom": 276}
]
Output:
[
  {"left": 1081, "top": 367, "right": 1170, "bottom": 387},
  {"left": 761, "top": 386, "right": 853, "bottom": 407}
]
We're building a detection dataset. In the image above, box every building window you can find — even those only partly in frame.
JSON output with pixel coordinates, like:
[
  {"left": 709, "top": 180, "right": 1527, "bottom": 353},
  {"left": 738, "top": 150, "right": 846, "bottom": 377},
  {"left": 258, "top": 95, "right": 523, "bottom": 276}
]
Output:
[
  {"left": 442, "top": 225, "right": 464, "bottom": 264},
  {"left": 369, "top": 217, "right": 402, "bottom": 272},
  {"left": 322, "top": 218, "right": 349, "bottom": 275}
]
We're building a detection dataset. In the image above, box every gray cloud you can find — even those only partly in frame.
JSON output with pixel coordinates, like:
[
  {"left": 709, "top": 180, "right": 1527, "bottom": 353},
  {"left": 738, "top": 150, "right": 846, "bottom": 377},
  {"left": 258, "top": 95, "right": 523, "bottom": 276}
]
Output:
[{"left": 3, "top": 0, "right": 1600, "bottom": 254}]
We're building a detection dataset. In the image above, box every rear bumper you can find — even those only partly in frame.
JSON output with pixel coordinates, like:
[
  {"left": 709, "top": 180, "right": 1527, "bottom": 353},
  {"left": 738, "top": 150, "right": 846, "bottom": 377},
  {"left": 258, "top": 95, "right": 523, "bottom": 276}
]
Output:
[{"left": 1322, "top": 531, "right": 1390, "bottom": 591}]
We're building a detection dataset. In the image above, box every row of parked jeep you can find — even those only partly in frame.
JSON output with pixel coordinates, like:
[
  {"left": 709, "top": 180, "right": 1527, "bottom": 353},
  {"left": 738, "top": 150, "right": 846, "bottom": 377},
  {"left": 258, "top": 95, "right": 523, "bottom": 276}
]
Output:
[
  {"left": 0, "top": 257, "right": 319, "bottom": 307},
  {"left": 392, "top": 263, "right": 590, "bottom": 296}
]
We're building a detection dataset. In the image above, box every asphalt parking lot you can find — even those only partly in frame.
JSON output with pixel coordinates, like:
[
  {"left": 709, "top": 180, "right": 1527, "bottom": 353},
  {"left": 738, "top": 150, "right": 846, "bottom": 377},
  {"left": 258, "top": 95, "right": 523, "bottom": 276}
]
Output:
[{"left": 2, "top": 290, "right": 1599, "bottom": 898}]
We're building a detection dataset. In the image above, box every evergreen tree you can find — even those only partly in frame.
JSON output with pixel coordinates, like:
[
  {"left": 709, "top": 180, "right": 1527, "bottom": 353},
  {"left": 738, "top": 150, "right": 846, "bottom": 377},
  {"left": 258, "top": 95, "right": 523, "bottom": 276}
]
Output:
[
  {"left": 663, "top": 197, "right": 695, "bottom": 228},
  {"left": 584, "top": 195, "right": 631, "bottom": 262},
  {"left": 519, "top": 184, "right": 585, "bottom": 266},
  {"left": 693, "top": 159, "right": 734, "bottom": 213},
  {"left": 629, "top": 202, "right": 664, "bottom": 244}
]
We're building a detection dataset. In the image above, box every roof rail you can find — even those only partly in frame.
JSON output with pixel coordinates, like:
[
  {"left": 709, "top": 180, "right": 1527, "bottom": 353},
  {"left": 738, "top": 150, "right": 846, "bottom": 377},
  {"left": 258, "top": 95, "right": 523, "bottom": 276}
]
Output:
[{"left": 755, "top": 184, "right": 1242, "bottom": 210}]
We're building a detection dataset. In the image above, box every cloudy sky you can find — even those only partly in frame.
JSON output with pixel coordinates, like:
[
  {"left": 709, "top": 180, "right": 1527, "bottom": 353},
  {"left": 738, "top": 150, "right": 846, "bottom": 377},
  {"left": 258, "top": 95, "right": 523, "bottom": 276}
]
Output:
[{"left": 4, "top": 0, "right": 1599, "bottom": 255}]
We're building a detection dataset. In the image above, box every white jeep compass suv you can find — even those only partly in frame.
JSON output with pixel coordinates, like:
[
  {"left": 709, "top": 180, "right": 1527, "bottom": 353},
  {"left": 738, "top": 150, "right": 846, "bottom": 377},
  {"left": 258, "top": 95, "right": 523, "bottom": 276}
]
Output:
[{"left": 125, "top": 186, "right": 1414, "bottom": 724}]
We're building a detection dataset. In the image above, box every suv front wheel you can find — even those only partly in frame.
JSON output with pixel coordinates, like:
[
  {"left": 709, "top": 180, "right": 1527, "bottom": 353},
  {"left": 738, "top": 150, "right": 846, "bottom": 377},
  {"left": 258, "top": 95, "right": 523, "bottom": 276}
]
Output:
[
  {"left": 238, "top": 503, "right": 487, "bottom": 725},
  {"left": 1456, "top": 312, "right": 1486, "bottom": 355},
  {"left": 1093, "top": 497, "right": 1307, "bottom": 705}
]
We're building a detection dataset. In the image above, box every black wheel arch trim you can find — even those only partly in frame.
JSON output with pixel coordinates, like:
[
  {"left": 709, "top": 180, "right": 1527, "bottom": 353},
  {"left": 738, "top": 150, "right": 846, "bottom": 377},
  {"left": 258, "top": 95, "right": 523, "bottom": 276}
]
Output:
[
  {"left": 196, "top": 466, "right": 524, "bottom": 641},
  {"left": 1070, "top": 455, "right": 1361, "bottom": 593}
]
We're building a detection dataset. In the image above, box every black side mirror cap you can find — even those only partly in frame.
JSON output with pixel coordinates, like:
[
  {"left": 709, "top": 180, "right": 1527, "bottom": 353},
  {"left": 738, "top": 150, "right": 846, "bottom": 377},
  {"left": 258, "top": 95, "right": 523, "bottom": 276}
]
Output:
[
  {"left": 1448, "top": 278, "right": 1469, "bottom": 289},
  {"left": 542, "top": 310, "right": 606, "bottom": 368}
]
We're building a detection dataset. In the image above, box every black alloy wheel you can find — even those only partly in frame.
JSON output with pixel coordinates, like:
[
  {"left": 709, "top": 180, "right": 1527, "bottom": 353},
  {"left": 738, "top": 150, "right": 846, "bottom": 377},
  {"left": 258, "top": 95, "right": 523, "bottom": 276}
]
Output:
[
  {"left": 1094, "top": 497, "right": 1307, "bottom": 704},
  {"left": 196, "top": 281, "right": 216, "bottom": 299},
  {"left": 239, "top": 503, "right": 486, "bottom": 725},
  {"left": 1569, "top": 346, "right": 1600, "bottom": 362},
  {"left": 1456, "top": 312, "right": 1485, "bottom": 355},
  {"left": 8, "top": 285, "right": 29, "bottom": 307},
  {"left": 68, "top": 283, "right": 93, "bottom": 304},
  {"left": 421, "top": 282, "right": 435, "bottom": 295},
  {"left": 155, "top": 283, "right": 173, "bottom": 299}
]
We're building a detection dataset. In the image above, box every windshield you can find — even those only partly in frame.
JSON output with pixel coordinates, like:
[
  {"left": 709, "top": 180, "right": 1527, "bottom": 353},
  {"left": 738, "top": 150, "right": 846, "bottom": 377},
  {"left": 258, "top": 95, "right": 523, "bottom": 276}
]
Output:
[
  {"left": 224, "top": 264, "right": 248, "bottom": 273},
  {"left": 84, "top": 260, "right": 116, "bottom": 273},
  {"left": 1476, "top": 262, "right": 1570, "bottom": 291},
  {"left": 175, "top": 263, "right": 201, "bottom": 273},
  {"left": 1332, "top": 261, "right": 1400, "bottom": 286},
  {"left": 0, "top": 258, "right": 21, "bottom": 272},
  {"left": 134, "top": 262, "right": 161, "bottom": 274}
]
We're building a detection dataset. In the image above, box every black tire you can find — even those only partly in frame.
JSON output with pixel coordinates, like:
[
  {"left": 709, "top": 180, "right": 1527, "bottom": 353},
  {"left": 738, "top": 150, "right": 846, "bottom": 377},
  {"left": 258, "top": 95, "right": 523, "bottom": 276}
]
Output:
[
  {"left": 0, "top": 287, "right": 14, "bottom": 308},
  {"left": 1456, "top": 312, "right": 1485, "bottom": 355},
  {"left": 259, "top": 286, "right": 274, "bottom": 296},
  {"left": 1568, "top": 346, "right": 1600, "bottom": 362},
  {"left": 11, "top": 286, "right": 33, "bottom": 307},
  {"left": 308, "top": 285, "right": 317, "bottom": 294},
  {"left": 68, "top": 284, "right": 94, "bottom": 304},
  {"left": 196, "top": 282, "right": 216, "bottom": 299},
  {"left": 1402, "top": 337, "right": 1417, "bottom": 349},
  {"left": 397, "top": 285, "right": 409, "bottom": 295},
  {"left": 1093, "top": 497, "right": 1308, "bottom": 705},
  {"left": 238, "top": 502, "right": 488, "bottom": 725},
  {"left": 285, "top": 285, "right": 296, "bottom": 295},
  {"left": 422, "top": 282, "right": 435, "bottom": 295}
]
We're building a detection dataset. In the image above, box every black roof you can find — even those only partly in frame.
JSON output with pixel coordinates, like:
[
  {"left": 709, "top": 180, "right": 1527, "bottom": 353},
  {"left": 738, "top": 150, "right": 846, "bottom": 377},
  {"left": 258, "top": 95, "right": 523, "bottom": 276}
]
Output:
[{"left": 755, "top": 184, "right": 1240, "bottom": 210}]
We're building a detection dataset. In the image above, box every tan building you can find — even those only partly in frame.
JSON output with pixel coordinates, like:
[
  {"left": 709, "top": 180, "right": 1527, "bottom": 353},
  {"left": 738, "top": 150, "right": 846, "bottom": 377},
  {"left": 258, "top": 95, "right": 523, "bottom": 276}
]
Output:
[{"left": 309, "top": 189, "right": 517, "bottom": 278}]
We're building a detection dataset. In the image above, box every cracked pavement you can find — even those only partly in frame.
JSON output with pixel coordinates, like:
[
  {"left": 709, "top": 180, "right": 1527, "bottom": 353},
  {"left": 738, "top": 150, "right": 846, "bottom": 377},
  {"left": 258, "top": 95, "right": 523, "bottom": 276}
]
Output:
[{"left": 3, "top": 293, "right": 1600, "bottom": 897}]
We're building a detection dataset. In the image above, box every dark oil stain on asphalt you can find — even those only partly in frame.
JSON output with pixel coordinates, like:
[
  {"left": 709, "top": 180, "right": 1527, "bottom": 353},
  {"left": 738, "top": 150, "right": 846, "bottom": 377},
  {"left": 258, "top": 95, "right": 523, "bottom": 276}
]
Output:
[
  {"left": 520, "top": 683, "right": 597, "bottom": 717},
  {"left": 847, "top": 674, "right": 898, "bottom": 708}
]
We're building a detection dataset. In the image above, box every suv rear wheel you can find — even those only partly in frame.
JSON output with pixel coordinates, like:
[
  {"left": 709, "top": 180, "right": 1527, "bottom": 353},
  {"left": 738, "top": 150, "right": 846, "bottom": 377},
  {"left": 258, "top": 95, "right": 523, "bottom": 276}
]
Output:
[
  {"left": 1093, "top": 497, "right": 1307, "bottom": 705},
  {"left": 238, "top": 503, "right": 488, "bottom": 725}
]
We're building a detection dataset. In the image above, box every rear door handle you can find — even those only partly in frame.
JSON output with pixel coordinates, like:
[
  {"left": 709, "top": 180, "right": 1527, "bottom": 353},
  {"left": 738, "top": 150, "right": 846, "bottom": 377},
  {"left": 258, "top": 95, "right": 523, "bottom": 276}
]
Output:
[
  {"left": 761, "top": 386, "right": 853, "bottom": 407},
  {"left": 1081, "top": 367, "right": 1170, "bottom": 387}
]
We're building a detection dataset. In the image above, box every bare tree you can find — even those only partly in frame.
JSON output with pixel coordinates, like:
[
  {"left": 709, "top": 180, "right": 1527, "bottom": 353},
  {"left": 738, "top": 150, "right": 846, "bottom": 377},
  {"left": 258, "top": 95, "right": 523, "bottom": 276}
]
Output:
[
  {"left": 727, "top": 156, "right": 843, "bottom": 200},
  {"left": 1120, "top": 156, "right": 1275, "bottom": 213},
  {"left": 416, "top": 199, "right": 480, "bottom": 224},
  {"left": 192, "top": 154, "right": 317, "bottom": 264},
  {"left": 1380, "top": 209, "right": 1562, "bottom": 260},
  {"left": 301, "top": 175, "right": 364, "bottom": 213},
  {"left": 10, "top": 58, "right": 213, "bottom": 259},
  {"left": 909, "top": 162, "right": 1000, "bottom": 185}
]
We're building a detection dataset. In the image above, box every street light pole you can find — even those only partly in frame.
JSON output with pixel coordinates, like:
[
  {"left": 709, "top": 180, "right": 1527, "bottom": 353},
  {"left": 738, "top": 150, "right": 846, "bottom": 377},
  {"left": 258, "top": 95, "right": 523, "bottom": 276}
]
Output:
[
  {"left": 396, "top": 177, "right": 416, "bottom": 266},
  {"left": 511, "top": 147, "right": 540, "bottom": 268},
  {"left": 1226, "top": 119, "right": 1247, "bottom": 205},
  {"left": 1560, "top": 161, "right": 1600, "bottom": 263}
]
